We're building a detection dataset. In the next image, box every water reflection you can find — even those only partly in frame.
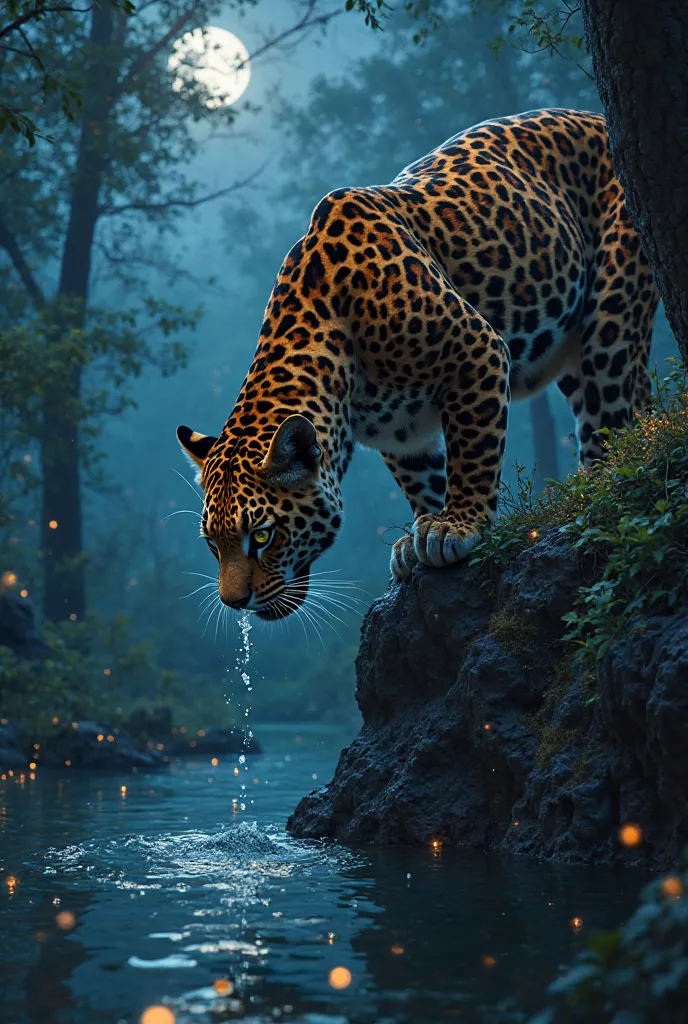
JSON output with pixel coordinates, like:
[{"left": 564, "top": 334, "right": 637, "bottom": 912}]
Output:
[{"left": 0, "top": 727, "right": 648, "bottom": 1024}]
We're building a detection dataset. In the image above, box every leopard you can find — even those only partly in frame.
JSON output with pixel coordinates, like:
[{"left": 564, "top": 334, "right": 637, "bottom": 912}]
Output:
[{"left": 177, "top": 107, "right": 658, "bottom": 620}]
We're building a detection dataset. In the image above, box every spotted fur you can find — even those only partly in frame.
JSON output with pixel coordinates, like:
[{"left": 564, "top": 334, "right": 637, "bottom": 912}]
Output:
[{"left": 178, "top": 108, "right": 658, "bottom": 618}]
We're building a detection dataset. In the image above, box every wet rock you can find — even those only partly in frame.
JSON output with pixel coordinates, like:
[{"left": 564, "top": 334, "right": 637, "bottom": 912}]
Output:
[
  {"left": 0, "top": 720, "right": 28, "bottom": 770},
  {"left": 44, "top": 721, "right": 166, "bottom": 771},
  {"left": 288, "top": 528, "right": 688, "bottom": 868}
]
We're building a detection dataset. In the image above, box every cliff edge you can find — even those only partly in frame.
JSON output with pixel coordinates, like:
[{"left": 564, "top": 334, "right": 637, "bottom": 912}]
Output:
[{"left": 288, "top": 374, "right": 688, "bottom": 868}]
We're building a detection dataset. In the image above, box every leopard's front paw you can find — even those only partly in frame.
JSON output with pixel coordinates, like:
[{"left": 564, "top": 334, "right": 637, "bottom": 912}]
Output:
[
  {"left": 412, "top": 512, "right": 482, "bottom": 568},
  {"left": 390, "top": 533, "right": 419, "bottom": 581}
]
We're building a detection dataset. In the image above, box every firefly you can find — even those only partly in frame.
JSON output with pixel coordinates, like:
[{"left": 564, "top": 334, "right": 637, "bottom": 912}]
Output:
[
  {"left": 661, "top": 876, "right": 684, "bottom": 899},
  {"left": 619, "top": 823, "right": 643, "bottom": 848},
  {"left": 328, "top": 966, "right": 352, "bottom": 989},
  {"left": 569, "top": 917, "right": 583, "bottom": 932}
]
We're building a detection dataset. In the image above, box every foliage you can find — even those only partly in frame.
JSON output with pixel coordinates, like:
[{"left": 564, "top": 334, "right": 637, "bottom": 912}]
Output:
[
  {"left": 471, "top": 362, "right": 688, "bottom": 677},
  {"left": 530, "top": 867, "right": 688, "bottom": 1024},
  {"left": 0, "top": 0, "right": 135, "bottom": 144},
  {"left": 0, "top": 609, "right": 237, "bottom": 739}
]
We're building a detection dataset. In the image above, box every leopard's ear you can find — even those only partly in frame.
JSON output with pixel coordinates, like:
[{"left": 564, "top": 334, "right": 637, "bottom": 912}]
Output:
[
  {"left": 176, "top": 425, "right": 217, "bottom": 482},
  {"left": 262, "top": 415, "right": 322, "bottom": 487}
]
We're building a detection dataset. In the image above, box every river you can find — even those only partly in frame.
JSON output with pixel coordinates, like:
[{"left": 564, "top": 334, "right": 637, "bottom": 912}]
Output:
[{"left": 1, "top": 723, "right": 648, "bottom": 1024}]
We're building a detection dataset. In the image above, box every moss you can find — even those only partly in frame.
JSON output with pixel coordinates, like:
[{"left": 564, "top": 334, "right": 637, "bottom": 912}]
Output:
[
  {"left": 488, "top": 608, "right": 539, "bottom": 659},
  {"left": 526, "top": 658, "right": 583, "bottom": 770}
]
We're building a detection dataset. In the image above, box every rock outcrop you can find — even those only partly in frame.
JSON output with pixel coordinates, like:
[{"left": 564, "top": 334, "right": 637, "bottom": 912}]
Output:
[{"left": 288, "top": 528, "right": 688, "bottom": 869}]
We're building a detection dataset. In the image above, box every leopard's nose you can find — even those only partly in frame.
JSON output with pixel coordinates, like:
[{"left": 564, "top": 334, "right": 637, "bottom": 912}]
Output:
[{"left": 222, "top": 591, "right": 252, "bottom": 610}]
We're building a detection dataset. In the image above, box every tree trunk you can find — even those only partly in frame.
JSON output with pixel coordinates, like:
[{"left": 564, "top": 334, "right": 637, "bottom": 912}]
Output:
[
  {"left": 40, "top": 1, "right": 122, "bottom": 621},
  {"left": 530, "top": 390, "right": 559, "bottom": 489},
  {"left": 580, "top": 0, "right": 688, "bottom": 362}
]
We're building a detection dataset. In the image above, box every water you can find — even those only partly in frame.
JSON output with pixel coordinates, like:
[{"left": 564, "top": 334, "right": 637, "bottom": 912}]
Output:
[{"left": 1, "top": 725, "right": 649, "bottom": 1024}]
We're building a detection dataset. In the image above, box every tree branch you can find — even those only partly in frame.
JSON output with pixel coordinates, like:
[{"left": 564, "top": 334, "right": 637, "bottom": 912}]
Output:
[
  {"left": 0, "top": 3, "right": 86, "bottom": 42},
  {"left": 97, "top": 166, "right": 265, "bottom": 217},
  {"left": 0, "top": 208, "right": 46, "bottom": 309},
  {"left": 112, "top": 4, "right": 197, "bottom": 101}
]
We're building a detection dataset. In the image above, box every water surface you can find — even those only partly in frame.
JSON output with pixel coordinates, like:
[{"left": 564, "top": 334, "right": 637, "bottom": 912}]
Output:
[{"left": 1, "top": 725, "right": 648, "bottom": 1024}]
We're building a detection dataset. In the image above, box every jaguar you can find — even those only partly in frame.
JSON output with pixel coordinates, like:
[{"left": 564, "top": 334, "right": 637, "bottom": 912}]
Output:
[{"left": 177, "top": 107, "right": 658, "bottom": 619}]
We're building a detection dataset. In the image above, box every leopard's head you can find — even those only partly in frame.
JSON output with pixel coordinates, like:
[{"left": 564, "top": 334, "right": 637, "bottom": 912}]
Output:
[{"left": 177, "top": 415, "right": 343, "bottom": 620}]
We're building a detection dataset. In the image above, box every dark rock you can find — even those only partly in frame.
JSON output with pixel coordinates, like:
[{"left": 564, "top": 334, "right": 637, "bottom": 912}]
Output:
[
  {"left": 44, "top": 721, "right": 166, "bottom": 771},
  {"left": 0, "top": 592, "right": 49, "bottom": 657},
  {"left": 0, "top": 720, "right": 28, "bottom": 770},
  {"left": 288, "top": 529, "right": 688, "bottom": 869}
]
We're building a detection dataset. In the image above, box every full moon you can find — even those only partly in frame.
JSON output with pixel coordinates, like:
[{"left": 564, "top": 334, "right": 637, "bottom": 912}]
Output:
[{"left": 169, "top": 26, "right": 251, "bottom": 108}]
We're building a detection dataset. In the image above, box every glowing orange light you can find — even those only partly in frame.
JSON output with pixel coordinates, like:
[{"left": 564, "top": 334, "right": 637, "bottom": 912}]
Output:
[
  {"left": 69, "top": 613, "right": 77, "bottom": 621},
  {"left": 197, "top": 729, "right": 206, "bottom": 737},
  {"left": 29, "top": 762, "right": 36, "bottom": 770},
  {"left": 4, "top": 875, "right": 18, "bottom": 890},
  {"left": 390, "top": 944, "right": 405, "bottom": 955},
  {"left": 97, "top": 734, "right": 104, "bottom": 742},
  {"left": 107, "top": 735, "right": 114, "bottom": 743},
  {"left": 29, "top": 772, "right": 36, "bottom": 780},
  {"left": 233, "top": 766, "right": 239, "bottom": 776},
  {"left": 619, "top": 823, "right": 643, "bottom": 848},
  {"left": 120, "top": 785, "right": 127, "bottom": 795},
  {"left": 1, "top": 571, "right": 17, "bottom": 586},
  {"left": 156, "top": 743, "right": 164, "bottom": 751},
  {"left": 20, "top": 589, "right": 28, "bottom": 598},
  {"left": 661, "top": 876, "right": 684, "bottom": 898},
  {"left": 48, "top": 520, "right": 58, "bottom": 529},
  {"left": 51, "top": 716, "right": 59, "bottom": 725},
  {"left": 328, "top": 966, "right": 352, "bottom": 989},
  {"left": 103, "top": 668, "right": 111, "bottom": 676},
  {"left": 56, "top": 911, "right": 76, "bottom": 931},
  {"left": 569, "top": 917, "right": 583, "bottom": 932},
  {"left": 64, "top": 760, "right": 71, "bottom": 767},
  {"left": 482, "top": 955, "right": 497, "bottom": 967},
  {"left": 33, "top": 743, "right": 40, "bottom": 750},
  {"left": 431, "top": 839, "right": 441, "bottom": 851},
  {"left": 483, "top": 723, "right": 491, "bottom": 731},
  {"left": 213, "top": 978, "right": 234, "bottom": 996},
  {"left": 513, "top": 820, "right": 520, "bottom": 828},
  {"left": 211, "top": 758, "right": 219, "bottom": 767},
  {"left": 528, "top": 529, "right": 539, "bottom": 541},
  {"left": 140, "top": 1008, "right": 175, "bottom": 1024}
]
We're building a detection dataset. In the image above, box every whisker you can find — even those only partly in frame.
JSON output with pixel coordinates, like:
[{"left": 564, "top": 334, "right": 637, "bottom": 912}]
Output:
[
  {"left": 200, "top": 596, "right": 221, "bottom": 636},
  {"left": 170, "top": 467, "right": 204, "bottom": 505},
  {"left": 163, "top": 509, "right": 202, "bottom": 521},
  {"left": 181, "top": 582, "right": 217, "bottom": 600},
  {"left": 183, "top": 571, "right": 219, "bottom": 581},
  {"left": 303, "top": 597, "right": 346, "bottom": 638},
  {"left": 304, "top": 592, "right": 364, "bottom": 617}
]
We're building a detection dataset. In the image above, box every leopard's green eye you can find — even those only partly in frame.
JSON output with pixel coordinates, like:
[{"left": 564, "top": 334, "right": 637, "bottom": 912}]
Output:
[{"left": 252, "top": 528, "right": 272, "bottom": 546}]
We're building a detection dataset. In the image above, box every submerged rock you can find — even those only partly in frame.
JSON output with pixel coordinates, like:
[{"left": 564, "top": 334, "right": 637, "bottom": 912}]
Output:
[
  {"left": 288, "top": 529, "right": 688, "bottom": 868},
  {"left": 43, "top": 721, "right": 166, "bottom": 771},
  {"left": 169, "top": 725, "right": 262, "bottom": 757},
  {"left": 123, "top": 706, "right": 262, "bottom": 758}
]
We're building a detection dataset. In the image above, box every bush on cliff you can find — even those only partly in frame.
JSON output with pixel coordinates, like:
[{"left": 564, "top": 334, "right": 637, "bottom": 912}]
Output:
[
  {"left": 531, "top": 868, "right": 688, "bottom": 1024},
  {"left": 471, "top": 361, "right": 688, "bottom": 679}
]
